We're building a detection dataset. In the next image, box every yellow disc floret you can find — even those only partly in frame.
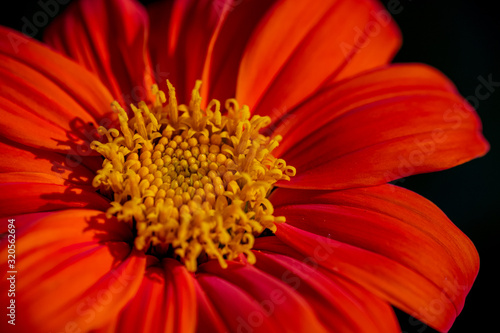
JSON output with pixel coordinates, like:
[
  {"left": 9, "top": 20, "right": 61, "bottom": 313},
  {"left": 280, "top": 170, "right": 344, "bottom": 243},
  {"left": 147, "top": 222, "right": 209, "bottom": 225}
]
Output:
[{"left": 91, "top": 80, "right": 295, "bottom": 271}]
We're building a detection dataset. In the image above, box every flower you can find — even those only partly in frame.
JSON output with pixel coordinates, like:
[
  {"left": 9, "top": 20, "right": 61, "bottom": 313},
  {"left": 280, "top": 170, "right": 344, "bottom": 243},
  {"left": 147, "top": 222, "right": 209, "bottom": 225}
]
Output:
[{"left": 0, "top": 0, "right": 489, "bottom": 332}]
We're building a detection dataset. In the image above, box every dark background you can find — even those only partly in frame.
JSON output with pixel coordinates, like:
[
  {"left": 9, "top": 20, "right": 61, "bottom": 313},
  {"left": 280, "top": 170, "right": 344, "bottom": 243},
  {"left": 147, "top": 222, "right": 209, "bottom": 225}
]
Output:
[
  {"left": 1, "top": 0, "right": 498, "bottom": 332},
  {"left": 380, "top": 1, "right": 499, "bottom": 332}
]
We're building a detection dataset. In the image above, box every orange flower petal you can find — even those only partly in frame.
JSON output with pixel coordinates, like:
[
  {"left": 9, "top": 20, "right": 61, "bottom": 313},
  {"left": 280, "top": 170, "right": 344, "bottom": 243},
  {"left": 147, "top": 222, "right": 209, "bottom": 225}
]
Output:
[
  {"left": 196, "top": 273, "right": 287, "bottom": 333},
  {"left": 193, "top": 277, "right": 230, "bottom": 333},
  {"left": 162, "top": 259, "right": 197, "bottom": 333},
  {"left": 97, "top": 265, "right": 166, "bottom": 333},
  {"left": 199, "top": 260, "right": 329, "bottom": 332},
  {"left": 236, "top": 0, "right": 401, "bottom": 116},
  {"left": 0, "top": 210, "right": 132, "bottom": 241},
  {"left": 146, "top": 0, "right": 174, "bottom": 93},
  {"left": 148, "top": 0, "right": 233, "bottom": 103},
  {"left": 0, "top": 27, "right": 114, "bottom": 152},
  {"left": 44, "top": 0, "right": 154, "bottom": 105},
  {"left": 271, "top": 184, "right": 479, "bottom": 332},
  {"left": 273, "top": 64, "right": 489, "bottom": 190},
  {"left": 98, "top": 259, "right": 197, "bottom": 333},
  {"left": 0, "top": 28, "right": 113, "bottom": 120},
  {"left": 202, "top": 0, "right": 276, "bottom": 103},
  {"left": 276, "top": 224, "right": 458, "bottom": 332},
  {"left": 0, "top": 172, "right": 73, "bottom": 186},
  {"left": 253, "top": 251, "right": 400, "bottom": 333},
  {"left": 0, "top": 140, "right": 95, "bottom": 186},
  {"left": 0, "top": 210, "right": 145, "bottom": 333},
  {"left": 0, "top": 182, "right": 109, "bottom": 217}
]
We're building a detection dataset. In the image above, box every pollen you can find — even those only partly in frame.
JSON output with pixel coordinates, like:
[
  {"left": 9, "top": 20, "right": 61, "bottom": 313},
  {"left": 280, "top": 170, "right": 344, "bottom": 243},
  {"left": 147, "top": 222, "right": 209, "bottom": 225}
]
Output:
[{"left": 91, "top": 80, "right": 295, "bottom": 271}]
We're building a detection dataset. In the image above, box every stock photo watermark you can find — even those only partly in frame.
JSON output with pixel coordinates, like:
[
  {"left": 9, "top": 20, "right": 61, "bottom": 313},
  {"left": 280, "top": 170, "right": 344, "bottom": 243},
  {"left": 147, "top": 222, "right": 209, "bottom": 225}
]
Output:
[
  {"left": 340, "top": 0, "right": 413, "bottom": 60},
  {"left": 236, "top": 235, "right": 338, "bottom": 333},
  {"left": 6, "top": 0, "right": 71, "bottom": 52},
  {"left": 50, "top": 262, "right": 140, "bottom": 333},
  {"left": 403, "top": 277, "right": 469, "bottom": 333},
  {"left": 212, "top": 0, "right": 244, "bottom": 19},
  {"left": 5, "top": 218, "right": 17, "bottom": 326},
  {"left": 20, "top": 0, "right": 71, "bottom": 37},
  {"left": 387, "top": 73, "right": 498, "bottom": 187}
]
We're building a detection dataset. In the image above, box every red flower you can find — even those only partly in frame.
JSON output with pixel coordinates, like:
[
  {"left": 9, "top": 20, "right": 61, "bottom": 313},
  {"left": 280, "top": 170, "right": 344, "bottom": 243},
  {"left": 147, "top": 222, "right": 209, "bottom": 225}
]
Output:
[{"left": 0, "top": 0, "right": 488, "bottom": 332}]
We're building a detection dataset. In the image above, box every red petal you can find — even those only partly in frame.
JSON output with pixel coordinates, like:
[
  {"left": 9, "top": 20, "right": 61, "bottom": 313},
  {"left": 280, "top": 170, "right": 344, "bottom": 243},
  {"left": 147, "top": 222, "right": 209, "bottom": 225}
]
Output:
[
  {"left": 0, "top": 27, "right": 113, "bottom": 120},
  {"left": 196, "top": 273, "right": 285, "bottom": 332},
  {"left": 253, "top": 251, "right": 400, "bottom": 333},
  {"left": 0, "top": 140, "right": 95, "bottom": 186},
  {"left": 147, "top": 0, "right": 232, "bottom": 103},
  {"left": 0, "top": 172, "right": 71, "bottom": 186},
  {"left": 0, "top": 182, "right": 109, "bottom": 217},
  {"left": 273, "top": 64, "right": 489, "bottom": 189},
  {"left": 0, "top": 210, "right": 145, "bottom": 333},
  {"left": 0, "top": 28, "right": 114, "bottom": 152},
  {"left": 162, "top": 259, "right": 197, "bottom": 333},
  {"left": 97, "top": 266, "right": 166, "bottom": 333},
  {"left": 0, "top": 210, "right": 133, "bottom": 241},
  {"left": 236, "top": 0, "right": 401, "bottom": 116},
  {"left": 276, "top": 224, "right": 457, "bottom": 332},
  {"left": 44, "top": 0, "right": 154, "bottom": 105},
  {"left": 200, "top": 260, "right": 329, "bottom": 332},
  {"left": 193, "top": 278, "right": 229, "bottom": 333},
  {"left": 203, "top": 0, "right": 276, "bottom": 103},
  {"left": 99, "top": 259, "right": 197, "bottom": 333},
  {"left": 272, "top": 184, "right": 479, "bottom": 332}
]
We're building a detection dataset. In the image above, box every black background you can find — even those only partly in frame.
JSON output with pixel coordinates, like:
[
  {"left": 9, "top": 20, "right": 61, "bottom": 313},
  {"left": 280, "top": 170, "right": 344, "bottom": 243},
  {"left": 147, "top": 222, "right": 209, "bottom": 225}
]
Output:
[
  {"left": 381, "top": 1, "right": 499, "bottom": 332},
  {"left": 1, "top": 0, "right": 498, "bottom": 332}
]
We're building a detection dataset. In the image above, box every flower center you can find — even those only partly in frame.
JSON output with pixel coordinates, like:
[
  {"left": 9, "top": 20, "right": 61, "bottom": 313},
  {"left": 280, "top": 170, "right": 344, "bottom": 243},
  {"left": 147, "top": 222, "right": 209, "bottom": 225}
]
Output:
[{"left": 91, "top": 81, "right": 295, "bottom": 271}]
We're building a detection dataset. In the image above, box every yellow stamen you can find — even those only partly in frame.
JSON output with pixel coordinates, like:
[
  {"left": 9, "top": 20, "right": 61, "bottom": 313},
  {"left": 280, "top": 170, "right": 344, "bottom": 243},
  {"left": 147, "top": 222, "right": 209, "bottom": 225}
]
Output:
[{"left": 91, "top": 80, "right": 296, "bottom": 272}]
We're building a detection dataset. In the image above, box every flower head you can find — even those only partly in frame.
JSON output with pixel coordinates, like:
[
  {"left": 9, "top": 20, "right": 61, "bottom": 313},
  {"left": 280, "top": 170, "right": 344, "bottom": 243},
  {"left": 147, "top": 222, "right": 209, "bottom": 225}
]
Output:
[
  {"left": 92, "top": 80, "right": 295, "bottom": 271},
  {"left": 0, "top": 0, "right": 489, "bottom": 332}
]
